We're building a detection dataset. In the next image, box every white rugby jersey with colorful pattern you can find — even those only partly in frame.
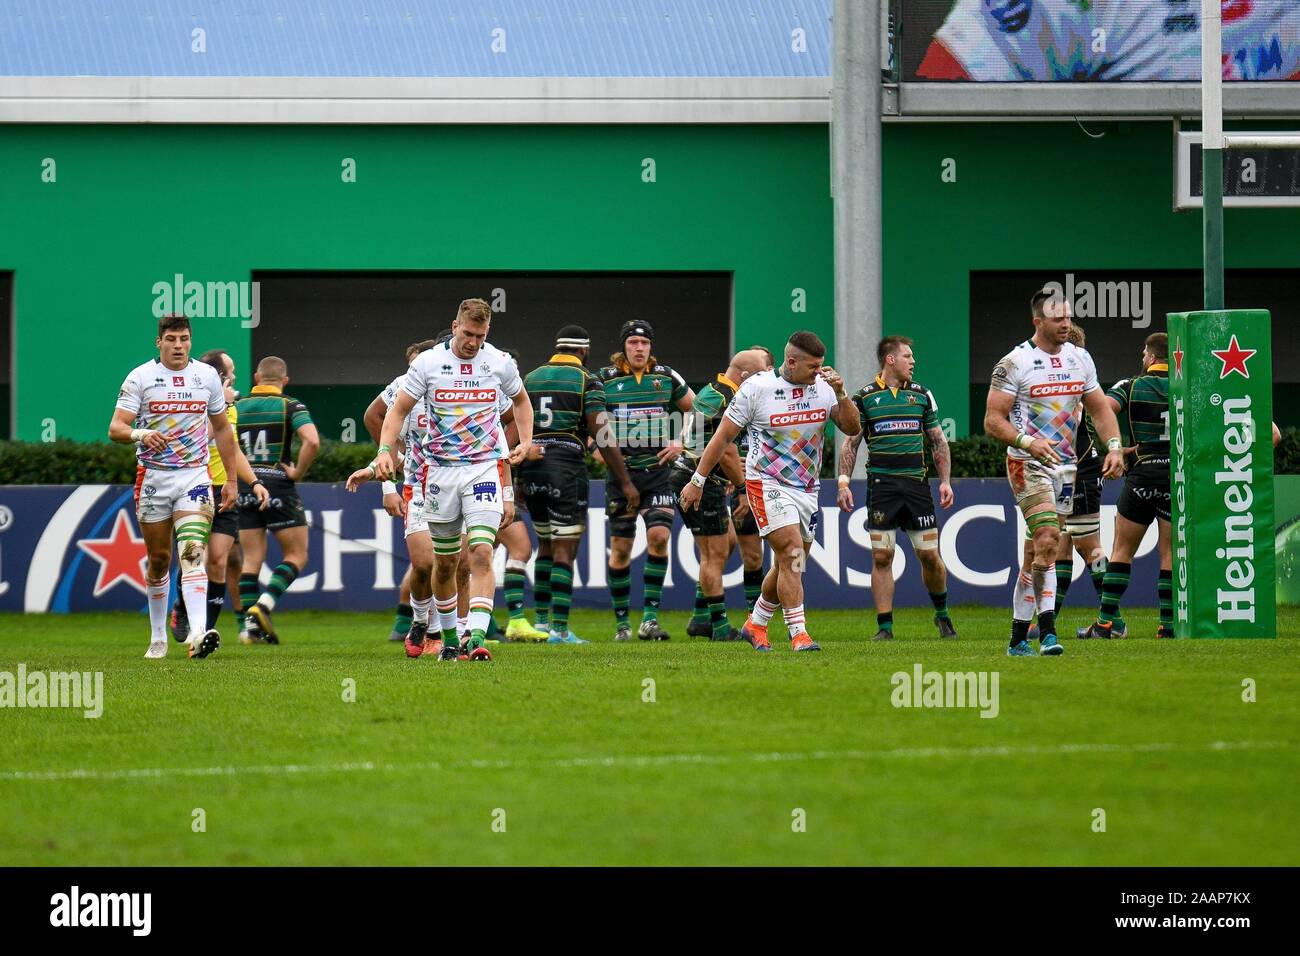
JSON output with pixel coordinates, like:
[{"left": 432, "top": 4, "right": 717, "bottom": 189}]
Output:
[
  {"left": 399, "top": 341, "right": 522, "bottom": 467},
  {"left": 724, "top": 369, "right": 835, "bottom": 492},
  {"left": 382, "top": 372, "right": 513, "bottom": 485},
  {"left": 991, "top": 339, "right": 1100, "bottom": 463},
  {"left": 116, "top": 359, "right": 226, "bottom": 470}
]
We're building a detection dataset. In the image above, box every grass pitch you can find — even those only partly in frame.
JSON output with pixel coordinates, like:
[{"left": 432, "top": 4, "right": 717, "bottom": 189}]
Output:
[{"left": 1, "top": 605, "right": 1297, "bottom": 866}]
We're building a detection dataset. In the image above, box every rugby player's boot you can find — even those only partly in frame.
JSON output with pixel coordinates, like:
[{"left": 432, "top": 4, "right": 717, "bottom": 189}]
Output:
[
  {"left": 1112, "top": 619, "right": 1128, "bottom": 639},
  {"left": 872, "top": 628, "right": 894, "bottom": 641},
  {"left": 741, "top": 619, "right": 772, "bottom": 652},
  {"left": 438, "top": 643, "right": 462, "bottom": 662},
  {"left": 547, "top": 629, "right": 589, "bottom": 644},
  {"left": 169, "top": 599, "right": 189, "bottom": 642},
  {"left": 790, "top": 632, "right": 821, "bottom": 652},
  {"left": 404, "top": 621, "right": 428, "bottom": 659},
  {"left": 614, "top": 624, "right": 633, "bottom": 643},
  {"left": 188, "top": 628, "right": 220, "bottom": 660},
  {"left": 638, "top": 619, "right": 670, "bottom": 641},
  {"left": 1156, "top": 625, "right": 1176, "bottom": 639},
  {"left": 710, "top": 627, "right": 744, "bottom": 642},
  {"left": 935, "top": 615, "right": 958, "bottom": 640},
  {"left": 1007, "top": 639, "right": 1037, "bottom": 657},
  {"left": 466, "top": 640, "right": 492, "bottom": 662},
  {"left": 505, "top": 618, "right": 549, "bottom": 643},
  {"left": 421, "top": 636, "right": 444, "bottom": 657},
  {"left": 686, "top": 619, "right": 713, "bottom": 638},
  {"left": 247, "top": 603, "right": 279, "bottom": 645},
  {"left": 1027, "top": 624, "right": 1041, "bottom": 643},
  {"left": 1081, "top": 621, "right": 1113, "bottom": 640},
  {"left": 1039, "top": 633, "right": 1064, "bottom": 656},
  {"left": 145, "top": 641, "right": 168, "bottom": 659}
]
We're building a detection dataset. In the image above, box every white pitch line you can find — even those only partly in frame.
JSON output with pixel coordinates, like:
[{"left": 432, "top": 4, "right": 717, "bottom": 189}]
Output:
[{"left": 0, "top": 740, "right": 1290, "bottom": 784}]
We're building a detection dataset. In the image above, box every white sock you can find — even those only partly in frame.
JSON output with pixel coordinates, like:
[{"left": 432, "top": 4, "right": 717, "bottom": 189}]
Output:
[
  {"left": 469, "top": 598, "right": 493, "bottom": 637},
  {"left": 181, "top": 568, "right": 207, "bottom": 640},
  {"left": 435, "top": 595, "right": 458, "bottom": 637},
  {"left": 411, "top": 595, "right": 432, "bottom": 625},
  {"left": 457, "top": 615, "right": 468, "bottom": 634},
  {"left": 782, "top": 604, "right": 806, "bottom": 636},
  {"left": 1012, "top": 568, "right": 1036, "bottom": 622},
  {"left": 1032, "top": 564, "right": 1055, "bottom": 616},
  {"left": 257, "top": 592, "right": 276, "bottom": 611},
  {"left": 752, "top": 595, "right": 777, "bottom": 627},
  {"left": 147, "top": 578, "right": 169, "bottom": 642}
]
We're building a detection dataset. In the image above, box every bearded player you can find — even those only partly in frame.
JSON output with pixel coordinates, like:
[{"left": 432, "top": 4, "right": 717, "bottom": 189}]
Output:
[
  {"left": 680, "top": 331, "right": 860, "bottom": 652},
  {"left": 984, "top": 289, "right": 1125, "bottom": 657},
  {"left": 359, "top": 298, "right": 532, "bottom": 662},
  {"left": 109, "top": 314, "right": 268, "bottom": 659}
]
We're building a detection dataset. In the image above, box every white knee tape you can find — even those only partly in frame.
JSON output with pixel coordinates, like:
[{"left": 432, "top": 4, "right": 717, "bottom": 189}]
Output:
[
  {"left": 506, "top": 558, "right": 528, "bottom": 573},
  {"left": 1064, "top": 517, "right": 1100, "bottom": 537},
  {"left": 870, "top": 529, "right": 897, "bottom": 551},
  {"left": 907, "top": 528, "right": 939, "bottom": 552}
]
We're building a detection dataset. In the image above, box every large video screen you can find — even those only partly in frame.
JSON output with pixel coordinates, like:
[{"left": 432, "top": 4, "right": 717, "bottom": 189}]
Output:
[{"left": 900, "top": 1, "right": 1300, "bottom": 82}]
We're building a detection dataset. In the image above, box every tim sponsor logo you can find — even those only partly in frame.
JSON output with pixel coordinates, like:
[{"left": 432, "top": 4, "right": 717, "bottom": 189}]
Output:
[
  {"left": 50, "top": 886, "right": 150, "bottom": 936},
  {"left": 0, "top": 666, "right": 103, "bottom": 718},
  {"left": 891, "top": 664, "right": 999, "bottom": 718}
]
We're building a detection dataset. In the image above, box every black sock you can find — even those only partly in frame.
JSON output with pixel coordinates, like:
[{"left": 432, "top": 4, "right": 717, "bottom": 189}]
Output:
[
  {"left": 1011, "top": 619, "right": 1030, "bottom": 647},
  {"left": 1037, "top": 609, "right": 1056, "bottom": 639},
  {"left": 205, "top": 579, "right": 225, "bottom": 631},
  {"left": 877, "top": 611, "right": 893, "bottom": 632},
  {"left": 1054, "top": 560, "right": 1073, "bottom": 613}
]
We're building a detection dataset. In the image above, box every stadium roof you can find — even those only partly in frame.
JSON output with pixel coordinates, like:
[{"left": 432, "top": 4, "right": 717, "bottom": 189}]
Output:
[{"left": 0, "top": 0, "right": 832, "bottom": 77}]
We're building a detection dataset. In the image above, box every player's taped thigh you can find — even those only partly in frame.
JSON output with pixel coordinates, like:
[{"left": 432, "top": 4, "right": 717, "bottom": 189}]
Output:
[
  {"left": 906, "top": 527, "right": 939, "bottom": 552},
  {"left": 429, "top": 521, "right": 464, "bottom": 556},
  {"left": 551, "top": 522, "right": 586, "bottom": 540},
  {"left": 1025, "top": 509, "right": 1060, "bottom": 536},
  {"left": 1064, "top": 513, "right": 1101, "bottom": 537},
  {"left": 174, "top": 513, "right": 211, "bottom": 571},
  {"left": 463, "top": 510, "right": 502, "bottom": 550},
  {"left": 869, "top": 529, "right": 897, "bottom": 551},
  {"left": 532, "top": 520, "right": 553, "bottom": 541},
  {"left": 641, "top": 506, "right": 676, "bottom": 531}
]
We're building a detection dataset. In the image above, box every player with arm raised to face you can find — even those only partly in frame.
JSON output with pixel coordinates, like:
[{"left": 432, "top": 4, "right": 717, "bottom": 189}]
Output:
[
  {"left": 599, "top": 320, "right": 695, "bottom": 642},
  {"left": 673, "top": 348, "right": 767, "bottom": 642},
  {"left": 108, "top": 314, "right": 266, "bottom": 659},
  {"left": 233, "top": 356, "right": 320, "bottom": 645},
  {"left": 838, "top": 336, "right": 957, "bottom": 641},
  {"left": 362, "top": 337, "right": 441, "bottom": 644},
  {"left": 522, "top": 325, "right": 639, "bottom": 644},
  {"left": 984, "top": 288, "right": 1125, "bottom": 657},
  {"left": 1082, "top": 333, "right": 1174, "bottom": 640},
  {"left": 353, "top": 298, "right": 532, "bottom": 662},
  {"left": 681, "top": 331, "right": 861, "bottom": 652}
]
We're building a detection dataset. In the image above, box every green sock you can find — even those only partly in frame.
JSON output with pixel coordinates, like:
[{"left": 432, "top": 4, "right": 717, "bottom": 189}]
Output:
[
  {"left": 394, "top": 602, "right": 413, "bottom": 635},
  {"left": 692, "top": 584, "right": 709, "bottom": 625},
  {"left": 238, "top": 573, "right": 259, "bottom": 629},
  {"left": 551, "top": 562, "right": 575, "bottom": 634},
  {"left": 1054, "top": 560, "right": 1073, "bottom": 614},
  {"left": 642, "top": 556, "right": 668, "bottom": 621},
  {"left": 1158, "top": 569, "right": 1173, "bottom": 628},
  {"left": 708, "top": 595, "right": 729, "bottom": 638},
  {"left": 1089, "top": 559, "right": 1106, "bottom": 599},
  {"left": 929, "top": 590, "right": 950, "bottom": 619},
  {"left": 743, "top": 569, "right": 763, "bottom": 612},
  {"left": 1099, "top": 561, "right": 1132, "bottom": 625},
  {"left": 504, "top": 566, "right": 527, "bottom": 621},
  {"left": 441, "top": 626, "right": 459, "bottom": 647},
  {"left": 534, "top": 557, "right": 552, "bottom": 626},
  {"left": 265, "top": 561, "right": 299, "bottom": 607},
  {"left": 609, "top": 565, "right": 631, "bottom": 625}
]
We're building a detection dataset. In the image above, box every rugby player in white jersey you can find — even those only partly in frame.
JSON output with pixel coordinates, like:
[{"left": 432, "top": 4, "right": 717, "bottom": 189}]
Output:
[
  {"left": 108, "top": 314, "right": 268, "bottom": 660},
  {"left": 984, "top": 289, "right": 1125, "bottom": 657},
  {"left": 354, "top": 298, "right": 533, "bottom": 662},
  {"left": 680, "top": 331, "right": 860, "bottom": 652}
]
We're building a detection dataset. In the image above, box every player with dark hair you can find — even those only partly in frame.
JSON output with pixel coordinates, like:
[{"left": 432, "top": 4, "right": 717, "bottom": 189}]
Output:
[
  {"left": 838, "top": 335, "right": 957, "bottom": 640},
  {"left": 1082, "top": 333, "right": 1174, "bottom": 639},
  {"left": 984, "top": 289, "right": 1124, "bottom": 657},
  {"left": 522, "top": 325, "right": 639, "bottom": 643},
  {"left": 681, "top": 331, "right": 860, "bottom": 652},
  {"left": 599, "top": 320, "right": 695, "bottom": 642}
]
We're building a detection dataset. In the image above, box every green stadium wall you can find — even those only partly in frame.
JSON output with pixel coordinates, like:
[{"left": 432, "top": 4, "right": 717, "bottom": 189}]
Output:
[{"left": 1, "top": 120, "right": 1296, "bottom": 442}]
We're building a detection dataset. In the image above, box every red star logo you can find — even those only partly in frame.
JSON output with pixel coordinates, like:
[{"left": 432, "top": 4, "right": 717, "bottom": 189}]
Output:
[
  {"left": 1173, "top": 339, "right": 1184, "bottom": 377},
  {"left": 77, "top": 510, "right": 150, "bottom": 598},
  {"left": 1211, "top": 334, "right": 1257, "bottom": 379}
]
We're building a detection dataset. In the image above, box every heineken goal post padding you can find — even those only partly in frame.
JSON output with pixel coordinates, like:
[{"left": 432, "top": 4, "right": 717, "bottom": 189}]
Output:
[{"left": 1168, "top": 310, "right": 1276, "bottom": 639}]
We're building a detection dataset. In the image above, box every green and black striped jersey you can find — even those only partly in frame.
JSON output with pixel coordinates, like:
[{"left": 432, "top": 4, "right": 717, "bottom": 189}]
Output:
[
  {"left": 598, "top": 360, "right": 690, "bottom": 471},
  {"left": 524, "top": 353, "right": 606, "bottom": 451},
  {"left": 851, "top": 376, "right": 940, "bottom": 481},
  {"left": 234, "top": 385, "right": 313, "bottom": 469},
  {"left": 1107, "top": 364, "right": 1169, "bottom": 463},
  {"left": 678, "top": 374, "right": 740, "bottom": 480}
]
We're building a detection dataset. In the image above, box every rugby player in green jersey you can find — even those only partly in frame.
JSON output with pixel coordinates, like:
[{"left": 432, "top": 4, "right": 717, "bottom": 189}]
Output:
[
  {"left": 598, "top": 320, "right": 695, "bottom": 641},
  {"left": 838, "top": 336, "right": 957, "bottom": 641},
  {"left": 1082, "top": 333, "right": 1173, "bottom": 640}
]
